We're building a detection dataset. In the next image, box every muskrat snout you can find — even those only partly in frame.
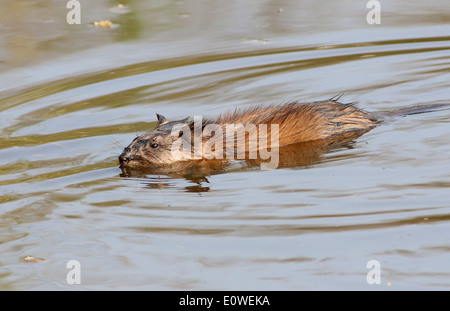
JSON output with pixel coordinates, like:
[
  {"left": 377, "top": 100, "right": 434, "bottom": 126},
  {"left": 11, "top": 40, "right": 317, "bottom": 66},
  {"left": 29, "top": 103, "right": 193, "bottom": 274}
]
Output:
[
  {"left": 118, "top": 154, "right": 130, "bottom": 165},
  {"left": 118, "top": 147, "right": 134, "bottom": 165}
]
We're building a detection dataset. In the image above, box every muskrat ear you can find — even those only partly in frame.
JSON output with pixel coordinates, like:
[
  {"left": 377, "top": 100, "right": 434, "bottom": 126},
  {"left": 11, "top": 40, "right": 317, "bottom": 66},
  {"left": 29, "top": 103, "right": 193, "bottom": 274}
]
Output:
[{"left": 156, "top": 113, "right": 167, "bottom": 125}]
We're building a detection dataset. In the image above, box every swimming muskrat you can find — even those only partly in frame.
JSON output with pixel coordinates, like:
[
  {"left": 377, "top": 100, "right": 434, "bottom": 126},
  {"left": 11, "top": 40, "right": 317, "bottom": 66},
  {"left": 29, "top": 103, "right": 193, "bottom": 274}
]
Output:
[{"left": 118, "top": 98, "right": 448, "bottom": 171}]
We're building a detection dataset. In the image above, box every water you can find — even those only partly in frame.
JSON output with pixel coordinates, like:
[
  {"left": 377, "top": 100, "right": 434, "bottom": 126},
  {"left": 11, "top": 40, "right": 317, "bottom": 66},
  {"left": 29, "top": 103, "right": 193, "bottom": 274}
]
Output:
[{"left": 0, "top": 0, "right": 449, "bottom": 290}]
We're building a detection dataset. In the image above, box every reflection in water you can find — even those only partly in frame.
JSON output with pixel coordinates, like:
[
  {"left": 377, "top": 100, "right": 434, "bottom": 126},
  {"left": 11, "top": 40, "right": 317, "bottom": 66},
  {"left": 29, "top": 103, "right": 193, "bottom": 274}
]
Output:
[{"left": 133, "top": 174, "right": 213, "bottom": 193}]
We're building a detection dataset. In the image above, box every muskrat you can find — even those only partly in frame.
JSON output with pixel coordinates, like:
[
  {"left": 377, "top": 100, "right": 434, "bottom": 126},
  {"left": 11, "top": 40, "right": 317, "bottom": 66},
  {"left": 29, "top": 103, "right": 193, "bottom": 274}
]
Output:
[{"left": 118, "top": 98, "right": 448, "bottom": 171}]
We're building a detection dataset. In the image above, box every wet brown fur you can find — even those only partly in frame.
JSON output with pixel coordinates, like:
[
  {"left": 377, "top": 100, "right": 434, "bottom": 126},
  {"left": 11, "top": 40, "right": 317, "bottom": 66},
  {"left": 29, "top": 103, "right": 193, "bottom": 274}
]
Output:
[{"left": 216, "top": 100, "right": 380, "bottom": 145}]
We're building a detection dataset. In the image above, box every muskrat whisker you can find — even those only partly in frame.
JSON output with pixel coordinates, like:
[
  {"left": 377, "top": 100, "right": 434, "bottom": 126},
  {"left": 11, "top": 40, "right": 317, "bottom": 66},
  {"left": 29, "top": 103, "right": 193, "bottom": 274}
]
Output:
[{"left": 107, "top": 136, "right": 124, "bottom": 150}]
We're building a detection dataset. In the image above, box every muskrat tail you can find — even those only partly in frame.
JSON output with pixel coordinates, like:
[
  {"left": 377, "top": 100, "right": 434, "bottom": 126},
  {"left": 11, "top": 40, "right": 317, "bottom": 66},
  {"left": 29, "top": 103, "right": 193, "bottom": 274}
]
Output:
[{"left": 379, "top": 102, "right": 450, "bottom": 118}]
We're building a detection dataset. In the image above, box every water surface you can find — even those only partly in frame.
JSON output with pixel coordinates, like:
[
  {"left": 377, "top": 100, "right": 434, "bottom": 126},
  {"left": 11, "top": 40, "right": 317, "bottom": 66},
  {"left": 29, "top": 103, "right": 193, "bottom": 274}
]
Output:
[{"left": 0, "top": 0, "right": 449, "bottom": 290}]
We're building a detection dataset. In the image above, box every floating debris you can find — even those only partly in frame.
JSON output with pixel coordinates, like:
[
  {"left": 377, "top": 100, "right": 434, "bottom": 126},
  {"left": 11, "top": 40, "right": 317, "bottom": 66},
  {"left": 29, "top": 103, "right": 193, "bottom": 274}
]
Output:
[
  {"left": 242, "top": 38, "right": 268, "bottom": 44},
  {"left": 108, "top": 4, "right": 131, "bottom": 14},
  {"left": 93, "top": 20, "right": 118, "bottom": 29},
  {"left": 22, "top": 256, "right": 45, "bottom": 263},
  {"left": 178, "top": 12, "right": 191, "bottom": 18},
  {"left": 94, "top": 20, "right": 112, "bottom": 29}
]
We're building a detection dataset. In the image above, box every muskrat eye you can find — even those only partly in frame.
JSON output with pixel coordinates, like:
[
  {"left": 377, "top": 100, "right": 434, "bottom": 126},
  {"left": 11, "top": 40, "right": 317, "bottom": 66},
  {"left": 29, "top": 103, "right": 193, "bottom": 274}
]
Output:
[{"left": 151, "top": 143, "right": 159, "bottom": 148}]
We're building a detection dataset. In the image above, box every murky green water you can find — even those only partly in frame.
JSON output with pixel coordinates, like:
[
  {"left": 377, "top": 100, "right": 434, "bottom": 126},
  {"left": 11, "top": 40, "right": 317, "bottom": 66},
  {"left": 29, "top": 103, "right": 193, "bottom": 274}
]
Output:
[{"left": 0, "top": 0, "right": 449, "bottom": 290}]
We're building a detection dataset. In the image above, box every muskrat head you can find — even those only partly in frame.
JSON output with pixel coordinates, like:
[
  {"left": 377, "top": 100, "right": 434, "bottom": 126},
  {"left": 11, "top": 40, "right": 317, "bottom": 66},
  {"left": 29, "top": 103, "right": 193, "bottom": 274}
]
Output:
[{"left": 119, "top": 114, "right": 197, "bottom": 167}]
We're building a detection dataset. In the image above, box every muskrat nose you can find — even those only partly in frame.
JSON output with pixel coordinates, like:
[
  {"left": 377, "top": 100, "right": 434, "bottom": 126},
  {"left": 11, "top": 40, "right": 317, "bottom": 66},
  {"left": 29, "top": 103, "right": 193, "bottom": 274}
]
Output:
[
  {"left": 119, "top": 156, "right": 130, "bottom": 164},
  {"left": 119, "top": 147, "right": 132, "bottom": 165}
]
